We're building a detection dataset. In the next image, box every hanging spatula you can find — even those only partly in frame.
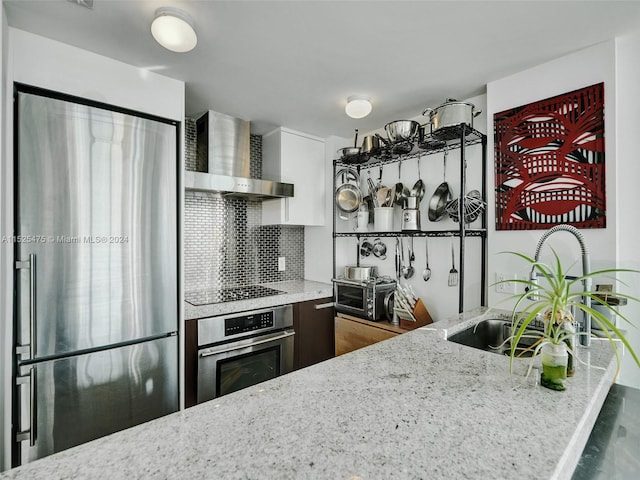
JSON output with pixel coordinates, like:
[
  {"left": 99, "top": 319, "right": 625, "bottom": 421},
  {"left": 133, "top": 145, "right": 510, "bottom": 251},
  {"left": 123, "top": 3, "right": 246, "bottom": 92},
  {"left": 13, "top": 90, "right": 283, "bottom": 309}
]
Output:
[{"left": 448, "top": 236, "right": 458, "bottom": 287}]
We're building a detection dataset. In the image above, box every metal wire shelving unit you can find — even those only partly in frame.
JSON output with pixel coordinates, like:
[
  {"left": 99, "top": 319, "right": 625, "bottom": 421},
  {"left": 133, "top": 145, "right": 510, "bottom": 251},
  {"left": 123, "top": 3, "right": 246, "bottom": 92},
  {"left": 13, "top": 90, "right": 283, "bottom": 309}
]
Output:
[{"left": 332, "top": 124, "right": 488, "bottom": 313}]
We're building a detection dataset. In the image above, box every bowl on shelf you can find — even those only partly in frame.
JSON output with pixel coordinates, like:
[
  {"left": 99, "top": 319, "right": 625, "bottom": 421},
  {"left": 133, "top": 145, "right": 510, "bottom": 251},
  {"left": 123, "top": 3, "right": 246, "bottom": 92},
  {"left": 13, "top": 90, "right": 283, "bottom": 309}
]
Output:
[{"left": 384, "top": 120, "right": 420, "bottom": 143}]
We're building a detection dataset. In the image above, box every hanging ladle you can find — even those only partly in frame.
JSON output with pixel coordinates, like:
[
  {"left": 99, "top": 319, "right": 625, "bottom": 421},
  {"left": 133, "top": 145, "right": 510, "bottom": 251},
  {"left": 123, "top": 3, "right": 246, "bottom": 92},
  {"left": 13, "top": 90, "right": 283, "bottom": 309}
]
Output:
[
  {"left": 403, "top": 236, "right": 415, "bottom": 279},
  {"left": 423, "top": 238, "right": 431, "bottom": 282}
]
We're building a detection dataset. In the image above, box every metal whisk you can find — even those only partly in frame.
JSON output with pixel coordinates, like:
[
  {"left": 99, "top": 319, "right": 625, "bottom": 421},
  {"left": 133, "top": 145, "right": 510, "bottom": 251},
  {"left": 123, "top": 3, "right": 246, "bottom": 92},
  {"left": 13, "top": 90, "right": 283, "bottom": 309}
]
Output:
[{"left": 448, "top": 237, "right": 458, "bottom": 287}]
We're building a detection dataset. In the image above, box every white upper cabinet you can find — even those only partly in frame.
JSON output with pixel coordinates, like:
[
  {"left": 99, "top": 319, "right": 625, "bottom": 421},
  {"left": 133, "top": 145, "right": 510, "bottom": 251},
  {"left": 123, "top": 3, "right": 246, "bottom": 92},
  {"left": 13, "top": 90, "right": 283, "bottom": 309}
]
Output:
[{"left": 262, "top": 127, "right": 326, "bottom": 226}]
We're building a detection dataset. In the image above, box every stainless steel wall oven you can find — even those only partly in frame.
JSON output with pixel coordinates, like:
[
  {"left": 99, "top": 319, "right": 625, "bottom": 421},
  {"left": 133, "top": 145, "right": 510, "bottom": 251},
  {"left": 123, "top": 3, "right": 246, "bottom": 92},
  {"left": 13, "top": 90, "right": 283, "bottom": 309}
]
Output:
[{"left": 197, "top": 304, "right": 294, "bottom": 403}]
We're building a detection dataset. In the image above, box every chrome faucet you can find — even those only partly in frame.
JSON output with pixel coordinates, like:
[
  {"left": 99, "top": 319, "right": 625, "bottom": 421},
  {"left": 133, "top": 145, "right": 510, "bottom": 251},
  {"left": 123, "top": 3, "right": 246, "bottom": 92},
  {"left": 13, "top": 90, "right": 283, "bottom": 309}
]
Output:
[{"left": 529, "top": 224, "right": 592, "bottom": 347}]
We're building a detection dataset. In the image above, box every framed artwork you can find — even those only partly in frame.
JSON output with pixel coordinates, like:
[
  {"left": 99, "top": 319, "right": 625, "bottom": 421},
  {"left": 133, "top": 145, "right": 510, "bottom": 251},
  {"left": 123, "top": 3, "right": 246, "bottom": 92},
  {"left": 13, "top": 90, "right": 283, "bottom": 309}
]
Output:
[{"left": 494, "top": 82, "right": 605, "bottom": 230}]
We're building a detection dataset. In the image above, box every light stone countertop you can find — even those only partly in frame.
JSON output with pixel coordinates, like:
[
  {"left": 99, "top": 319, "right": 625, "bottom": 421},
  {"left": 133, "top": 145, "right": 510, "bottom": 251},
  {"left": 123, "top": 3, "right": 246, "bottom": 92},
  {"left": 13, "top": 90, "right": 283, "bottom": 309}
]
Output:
[
  {"left": 184, "top": 279, "right": 334, "bottom": 320},
  {"left": 0, "top": 307, "right": 617, "bottom": 480}
]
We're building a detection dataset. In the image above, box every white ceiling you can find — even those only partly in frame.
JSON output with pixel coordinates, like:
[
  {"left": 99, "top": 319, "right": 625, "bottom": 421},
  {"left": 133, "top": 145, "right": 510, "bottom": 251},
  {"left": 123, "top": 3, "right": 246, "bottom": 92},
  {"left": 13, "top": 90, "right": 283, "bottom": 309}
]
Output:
[{"left": 4, "top": 0, "right": 640, "bottom": 137}]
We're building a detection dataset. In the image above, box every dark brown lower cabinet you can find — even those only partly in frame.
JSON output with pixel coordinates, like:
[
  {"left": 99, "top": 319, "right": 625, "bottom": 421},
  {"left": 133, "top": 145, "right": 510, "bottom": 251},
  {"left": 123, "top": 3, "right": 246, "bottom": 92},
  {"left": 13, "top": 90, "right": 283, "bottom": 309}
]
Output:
[
  {"left": 293, "top": 297, "right": 335, "bottom": 369},
  {"left": 185, "top": 319, "right": 198, "bottom": 408}
]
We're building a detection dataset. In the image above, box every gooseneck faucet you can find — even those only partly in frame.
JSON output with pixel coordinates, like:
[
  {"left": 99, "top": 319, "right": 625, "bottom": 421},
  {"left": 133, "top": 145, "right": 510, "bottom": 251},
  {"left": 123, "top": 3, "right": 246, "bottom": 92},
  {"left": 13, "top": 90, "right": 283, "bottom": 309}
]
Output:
[{"left": 530, "top": 224, "right": 592, "bottom": 347}]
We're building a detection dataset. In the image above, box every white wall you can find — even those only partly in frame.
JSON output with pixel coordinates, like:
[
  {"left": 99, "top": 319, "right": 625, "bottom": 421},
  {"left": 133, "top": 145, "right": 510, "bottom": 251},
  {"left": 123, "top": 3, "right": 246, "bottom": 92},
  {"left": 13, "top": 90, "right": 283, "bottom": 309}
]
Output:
[
  {"left": 1, "top": 28, "right": 185, "bottom": 471},
  {"left": 9, "top": 29, "right": 183, "bottom": 121},
  {"left": 615, "top": 31, "right": 640, "bottom": 388},
  {"left": 486, "top": 39, "right": 640, "bottom": 388}
]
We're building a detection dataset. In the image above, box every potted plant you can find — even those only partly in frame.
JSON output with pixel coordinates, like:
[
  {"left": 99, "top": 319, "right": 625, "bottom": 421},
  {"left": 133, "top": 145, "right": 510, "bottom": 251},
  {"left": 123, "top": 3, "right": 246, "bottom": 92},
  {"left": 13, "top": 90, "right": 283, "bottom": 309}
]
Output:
[{"left": 501, "top": 250, "right": 640, "bottom": 391}]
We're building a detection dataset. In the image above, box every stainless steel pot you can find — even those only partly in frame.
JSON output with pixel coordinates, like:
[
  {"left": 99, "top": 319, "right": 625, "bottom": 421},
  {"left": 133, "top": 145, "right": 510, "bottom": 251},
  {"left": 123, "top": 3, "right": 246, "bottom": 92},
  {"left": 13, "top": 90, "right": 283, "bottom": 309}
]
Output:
[
  {"left": 361, "top": 135, "right": 381, "bottom": 155},
  {"left": 422, "top": 98, "right": 481, "bottom": 134},
  {"left": 344, "top": 265, "right": 378, "bottom": 281},
  {"left": 384, "top": 120, "right": 420, "bottom": 143}
]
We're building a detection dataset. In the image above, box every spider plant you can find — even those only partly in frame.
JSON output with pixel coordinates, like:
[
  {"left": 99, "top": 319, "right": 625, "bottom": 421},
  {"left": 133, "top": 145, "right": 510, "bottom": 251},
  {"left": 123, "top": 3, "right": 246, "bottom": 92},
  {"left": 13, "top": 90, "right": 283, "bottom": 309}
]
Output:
[{"left": 500, "top": 249, "right": 640, "bottom": 382}]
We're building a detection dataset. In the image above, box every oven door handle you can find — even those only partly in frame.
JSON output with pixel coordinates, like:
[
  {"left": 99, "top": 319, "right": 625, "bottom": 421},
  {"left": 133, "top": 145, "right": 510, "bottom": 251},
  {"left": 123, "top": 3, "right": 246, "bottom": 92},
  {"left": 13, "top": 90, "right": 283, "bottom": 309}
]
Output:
[{"left": 199, "top": 330, "right": 295, "bottom": 358}]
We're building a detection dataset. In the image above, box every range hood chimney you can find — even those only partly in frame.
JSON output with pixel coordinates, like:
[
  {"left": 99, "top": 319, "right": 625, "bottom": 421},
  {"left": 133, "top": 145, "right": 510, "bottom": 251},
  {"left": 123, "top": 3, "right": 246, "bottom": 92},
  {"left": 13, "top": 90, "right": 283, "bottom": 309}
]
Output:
[{"left": 184, "top": 110, "right": 294, "bottom": 199}]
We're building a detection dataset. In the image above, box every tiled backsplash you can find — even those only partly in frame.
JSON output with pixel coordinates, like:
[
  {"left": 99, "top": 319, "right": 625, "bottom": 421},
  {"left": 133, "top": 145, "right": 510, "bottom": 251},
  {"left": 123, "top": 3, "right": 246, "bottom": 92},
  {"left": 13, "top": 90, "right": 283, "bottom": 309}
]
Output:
[{"left": 184, "top": 118, "right": 304, "bottom": 293}]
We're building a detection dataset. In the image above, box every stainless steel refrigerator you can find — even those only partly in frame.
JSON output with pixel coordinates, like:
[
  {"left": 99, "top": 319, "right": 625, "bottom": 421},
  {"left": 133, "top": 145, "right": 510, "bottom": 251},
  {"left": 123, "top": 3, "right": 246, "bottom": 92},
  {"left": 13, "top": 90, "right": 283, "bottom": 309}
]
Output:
[{"left": 12, "top": 85, "right": 179, "bottom": 466}]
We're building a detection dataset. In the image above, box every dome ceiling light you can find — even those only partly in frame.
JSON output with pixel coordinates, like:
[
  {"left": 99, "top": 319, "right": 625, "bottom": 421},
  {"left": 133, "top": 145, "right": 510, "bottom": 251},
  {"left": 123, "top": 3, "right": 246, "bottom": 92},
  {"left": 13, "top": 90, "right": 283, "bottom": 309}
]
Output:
[
  {"left": 345, "top": 95, "right": 372, "bottom": 119},
  {"left": 151, "top": 7, "right": 198, "bottom": 53}
]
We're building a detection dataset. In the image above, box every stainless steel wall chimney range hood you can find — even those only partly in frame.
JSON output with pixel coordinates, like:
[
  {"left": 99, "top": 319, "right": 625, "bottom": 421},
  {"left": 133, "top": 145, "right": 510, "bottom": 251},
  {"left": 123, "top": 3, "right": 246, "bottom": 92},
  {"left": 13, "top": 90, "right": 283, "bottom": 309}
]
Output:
[{"left": 184, "top": 110, "right": 294, "bottom": 199}]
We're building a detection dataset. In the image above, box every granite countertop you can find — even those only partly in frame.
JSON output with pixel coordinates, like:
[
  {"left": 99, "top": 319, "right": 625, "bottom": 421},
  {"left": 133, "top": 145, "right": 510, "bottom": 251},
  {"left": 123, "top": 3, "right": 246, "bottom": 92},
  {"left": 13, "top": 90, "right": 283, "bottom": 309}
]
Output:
[
  {"left": 184, "top": 279, "right": 333, "bottom": 320},
  {"left": 1, "top": 308, "right": 617, "bottom": 480}
]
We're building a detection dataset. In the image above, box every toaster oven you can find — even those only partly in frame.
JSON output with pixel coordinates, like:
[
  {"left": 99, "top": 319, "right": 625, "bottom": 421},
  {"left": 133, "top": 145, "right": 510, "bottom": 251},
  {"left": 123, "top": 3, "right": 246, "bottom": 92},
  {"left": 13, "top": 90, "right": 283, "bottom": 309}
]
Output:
[{"left": 332, "top": 277, "right": 396, "bottom": 321}]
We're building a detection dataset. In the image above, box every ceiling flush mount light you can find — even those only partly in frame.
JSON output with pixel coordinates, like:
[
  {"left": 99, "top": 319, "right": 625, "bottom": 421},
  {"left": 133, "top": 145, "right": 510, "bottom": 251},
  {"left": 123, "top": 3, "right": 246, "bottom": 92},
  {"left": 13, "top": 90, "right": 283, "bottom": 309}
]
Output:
[
  {"left": 345, "top": 95, "right": 372, "bottom": 119},
  {"left": 151, "top": 7, "right": 198, "bottom": 53}
]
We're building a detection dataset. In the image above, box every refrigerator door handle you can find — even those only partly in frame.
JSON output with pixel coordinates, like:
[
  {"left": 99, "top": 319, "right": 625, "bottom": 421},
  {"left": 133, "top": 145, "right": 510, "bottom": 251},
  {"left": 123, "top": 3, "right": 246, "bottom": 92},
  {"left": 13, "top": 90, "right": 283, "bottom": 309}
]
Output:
[
  {"left": 15, "top": 254, "right": 36, "bottom": 360},
  {"left": 16, "top": 367, "right": 37, "bottom": 446}
]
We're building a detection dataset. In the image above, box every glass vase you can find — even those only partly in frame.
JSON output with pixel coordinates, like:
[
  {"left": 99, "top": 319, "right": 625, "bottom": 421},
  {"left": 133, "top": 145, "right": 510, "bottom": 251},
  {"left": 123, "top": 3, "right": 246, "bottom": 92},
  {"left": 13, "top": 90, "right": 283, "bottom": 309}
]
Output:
[{"left": 540, "top": 343, "right": 568, "bottom": 391}]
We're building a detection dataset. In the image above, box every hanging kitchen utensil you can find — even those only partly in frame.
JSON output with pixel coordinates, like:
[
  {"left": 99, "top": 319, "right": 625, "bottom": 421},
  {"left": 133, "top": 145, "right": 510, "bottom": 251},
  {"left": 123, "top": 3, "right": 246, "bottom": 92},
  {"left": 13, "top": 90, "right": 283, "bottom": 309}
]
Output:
[
  {"left": 409, "top": 237, "right": 415, "bottom": 264},
  {"left": 335, "top": 182, "right": 361, "bottom": 214},
  {"left": 367, "top": 177, "right": 379, "bottom": 208},
  {"left": 360, "top": 239, "right": 373, "bottom": 257},
  {"left": 423, "top": 238, "right": 431, "bottom": 282},
  {"left": 448, "top": 236, "right": 458, "bottom": 287},
  {"left": 372, "top": 238, "right": 387, "bottom": 259},
  {"left": 395, "top": 237, "right": 401, "bottom": 282},
  {"left": 403, "top": 237, "right": 414, "bottom": 279},
  {"left": 445, "top": 190, "right": 486, "bottom": 224},
  {"left": 335, "top": 167, "right": 362, "bottom": 218},
  {"left": 428, "top": 148, "right": 452, "bottom": 221},
  {"left": 411, "top": 155, "right": 425, "bottom": 205},
  {"left": 394, "top": 159, "right": 409, "bottom": 208},
  {"left": 399, "top": 237, "right": 410, "bottom": 279},
  {"left": 411, "top": 179, "right": 425, "bottom": 204}
]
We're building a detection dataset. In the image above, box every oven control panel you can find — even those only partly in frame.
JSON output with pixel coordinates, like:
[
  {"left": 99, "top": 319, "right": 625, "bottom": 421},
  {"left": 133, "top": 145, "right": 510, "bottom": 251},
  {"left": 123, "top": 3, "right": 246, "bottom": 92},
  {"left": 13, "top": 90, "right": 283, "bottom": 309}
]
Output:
[{"left": 224, "top": 311, "right": 274, "bottom": 336}]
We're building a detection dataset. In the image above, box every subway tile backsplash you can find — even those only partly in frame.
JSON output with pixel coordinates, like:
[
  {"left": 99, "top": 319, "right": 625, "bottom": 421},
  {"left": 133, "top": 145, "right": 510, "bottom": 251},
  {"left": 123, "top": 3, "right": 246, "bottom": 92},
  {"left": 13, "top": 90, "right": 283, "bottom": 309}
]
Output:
[{"left": 184, "top": 118, "right": 304, "bottom": 293}]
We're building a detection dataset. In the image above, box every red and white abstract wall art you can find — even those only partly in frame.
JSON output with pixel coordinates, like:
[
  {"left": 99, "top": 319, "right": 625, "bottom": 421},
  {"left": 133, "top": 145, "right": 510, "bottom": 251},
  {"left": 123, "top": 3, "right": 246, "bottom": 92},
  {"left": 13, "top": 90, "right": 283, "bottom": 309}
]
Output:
[{"left": 494, "top": 83, "right": 605, "bottom": 230}]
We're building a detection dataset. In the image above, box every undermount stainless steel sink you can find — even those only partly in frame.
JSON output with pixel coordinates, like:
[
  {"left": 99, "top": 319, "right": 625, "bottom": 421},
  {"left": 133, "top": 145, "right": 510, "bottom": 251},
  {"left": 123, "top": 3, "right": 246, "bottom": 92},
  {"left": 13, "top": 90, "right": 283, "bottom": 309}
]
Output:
[{"left": 447, "top": 318, "right": 539, "bottom": 357}]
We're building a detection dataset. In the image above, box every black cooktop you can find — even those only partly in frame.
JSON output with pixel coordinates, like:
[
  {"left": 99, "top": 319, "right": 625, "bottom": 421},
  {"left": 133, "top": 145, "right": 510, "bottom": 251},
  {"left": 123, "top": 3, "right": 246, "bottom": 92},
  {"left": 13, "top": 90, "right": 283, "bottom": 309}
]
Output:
[{"left": 185, "top": 285, "right": 284, "bottom": 306}]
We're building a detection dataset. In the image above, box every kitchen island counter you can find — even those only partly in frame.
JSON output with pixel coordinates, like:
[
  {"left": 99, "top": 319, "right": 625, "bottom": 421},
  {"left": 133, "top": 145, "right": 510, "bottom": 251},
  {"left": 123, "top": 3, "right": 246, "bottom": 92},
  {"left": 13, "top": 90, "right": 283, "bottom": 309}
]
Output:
[
  {"left": 1, "top": 308, "right": 617, "bottom": 479},
  {"left": 184, "top": 279, "right": 333, "bottom": 320}
]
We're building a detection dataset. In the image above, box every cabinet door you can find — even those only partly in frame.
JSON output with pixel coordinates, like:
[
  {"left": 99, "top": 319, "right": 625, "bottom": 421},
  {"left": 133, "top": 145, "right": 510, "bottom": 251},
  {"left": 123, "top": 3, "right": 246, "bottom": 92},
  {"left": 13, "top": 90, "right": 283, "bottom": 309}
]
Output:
[
  {"left": 184, "top": 319, "right": 198, "bottom": 408},
  {"left": 262, "top": 128, "right": 325, "bottom": 226},
  {"left": 335, "top": 316, "right": 399, "bottom": 356},
  {"left": 293, "top": 297, "right": 335, "bottom": 369}
]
